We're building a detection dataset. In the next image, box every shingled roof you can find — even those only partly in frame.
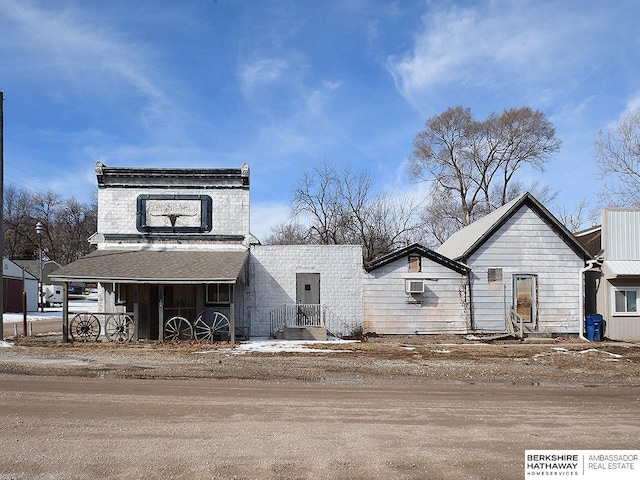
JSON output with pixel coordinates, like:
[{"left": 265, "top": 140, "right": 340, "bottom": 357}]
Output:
[
  {"left": 437, "top": 193, "right": 590, "bottom": 261},
  {"left": 50, "top": 249, "right": 249, "bottom": 283}
]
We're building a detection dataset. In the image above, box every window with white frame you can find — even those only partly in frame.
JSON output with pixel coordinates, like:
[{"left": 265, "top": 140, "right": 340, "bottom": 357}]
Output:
[
  {"left": 612, "top": 287, "right": 639, "bottom": 315},
  {"left": 206, "top": 283, "right": 232, "bottom": 304}
]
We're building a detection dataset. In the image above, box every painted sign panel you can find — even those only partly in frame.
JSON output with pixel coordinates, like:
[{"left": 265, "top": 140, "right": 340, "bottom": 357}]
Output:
[{"left": 136, "top": 195, "right": 212, "bottom": 233}]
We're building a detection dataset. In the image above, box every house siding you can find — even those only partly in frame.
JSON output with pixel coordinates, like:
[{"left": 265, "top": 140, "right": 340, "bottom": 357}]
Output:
[
  {"left": 600, "top": 268, "right": 640, "bottom": 341},
  {"left": 247, "top": 245, "right": 363, "bottom": 337},
  {"left": 363, "top": 256, "right": 469, "bottom": 334},
  {"left": 3, "top": 258, "right": 38, "bottom": 313},
  {"left": 604, "top": 209, "right": 640, "bottom": 260},
  {"left": 600, "top": 208, "right": 640, "bottom": 341},
  {"left": 467, "top": 206, "right": 584, "bottom": 333}
]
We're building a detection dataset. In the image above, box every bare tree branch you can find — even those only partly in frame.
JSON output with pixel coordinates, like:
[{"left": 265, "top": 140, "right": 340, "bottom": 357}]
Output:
[
  {"left": 410, "top": 106, "right": 561, "bottom": 244},
  {"left": 267, "top": 160, "right": 424, "bottom": 261},
  {"left": 595, "top": 108, "right": 640, "bottom": 206}
]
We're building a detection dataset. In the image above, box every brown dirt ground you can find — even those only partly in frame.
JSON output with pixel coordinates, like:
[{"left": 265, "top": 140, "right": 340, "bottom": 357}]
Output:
[
  {"left": 1, "top": 322, "right": 639, "bottom": 479},
  {"left": 1, "top": 322, "right": 639, "bottom": 386}
]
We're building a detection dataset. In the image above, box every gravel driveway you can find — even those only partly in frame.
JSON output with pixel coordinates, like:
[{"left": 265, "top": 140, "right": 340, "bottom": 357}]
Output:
[{"left": 0, "top": 335, "right": 639, "bottom": 479}]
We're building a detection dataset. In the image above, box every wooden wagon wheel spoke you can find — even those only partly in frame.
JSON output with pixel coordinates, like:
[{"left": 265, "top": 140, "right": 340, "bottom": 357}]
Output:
[
  {"left": 105, "top": 314, "right": 134, "bottom": 343},
  {"left": 164, "top": 316, "right": 193, "bottom": 342},
  {"left": 70, "top": 313, "right": 101, "bottom": 342},
  {"left": 193, "top": 311, "right": 230, "bottom": 343}
]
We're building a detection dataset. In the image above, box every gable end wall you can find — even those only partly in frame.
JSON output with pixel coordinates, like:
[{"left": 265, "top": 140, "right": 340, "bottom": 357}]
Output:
[
  {"left": 363, "top": 255, "right": 469, "bottom": 335},
  {"left": 468, "top": 205, "right": 584, "bottom": 333}
]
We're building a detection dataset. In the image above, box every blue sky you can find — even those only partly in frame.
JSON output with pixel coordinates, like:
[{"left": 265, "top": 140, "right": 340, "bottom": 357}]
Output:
[{"left": 1, "top": 0, "right": 639, "bottom": 241}]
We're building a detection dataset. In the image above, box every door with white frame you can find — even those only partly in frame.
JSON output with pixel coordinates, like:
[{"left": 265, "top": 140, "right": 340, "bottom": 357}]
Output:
[{"left": 513, "top": 274, "right": 537, "bottom": 328}]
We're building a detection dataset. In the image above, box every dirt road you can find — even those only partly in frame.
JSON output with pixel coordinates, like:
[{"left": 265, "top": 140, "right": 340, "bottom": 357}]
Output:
[{"left": 0, "top": 338, "right": 639, "bottom": 479}]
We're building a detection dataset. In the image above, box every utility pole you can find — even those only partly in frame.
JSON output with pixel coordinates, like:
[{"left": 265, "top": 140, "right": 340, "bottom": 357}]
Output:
[{"left": 0, "top": 92, "right": 5, "bottom": 341}]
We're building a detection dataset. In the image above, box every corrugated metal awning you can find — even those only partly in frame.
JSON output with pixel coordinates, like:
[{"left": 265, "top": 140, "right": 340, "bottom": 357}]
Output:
[
  {"left": 605, "top": 260, "right": 640, "bottom": 276},
  {"left": 50, "top": 249, "right": 249, "bottom": 284}
]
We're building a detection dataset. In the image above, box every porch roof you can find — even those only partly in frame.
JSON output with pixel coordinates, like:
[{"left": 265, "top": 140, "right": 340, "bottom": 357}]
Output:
[
  {"left": 605, "top": 260, "right": 640, "bottom": 277},
  {"left": 50, "top": 249, "right": 249, "bottom": 284}
]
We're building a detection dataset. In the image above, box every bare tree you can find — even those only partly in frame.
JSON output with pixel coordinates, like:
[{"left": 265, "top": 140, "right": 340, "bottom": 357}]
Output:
[
  {"left": 556, "top": 198, "right": 599, "bottom": 233},
  {"left": 418, "top": 189, "right": 466, "bottom": 247},
  {"left": 410, "top": 106, "right": 561, "bottom": 243},
  {"left": 410, "top": 106, "right": 477, "bottom": 225},
  {"left": 3, "top": 187, "right": 97, "bottom": 264},
  {"left": 263, "top": 220, "right": 310, "bottom": 245},
  {"left": 3, "top": 185, "right": 36, "bottom": 259},
  {"left": 595, "top": 107, "right": 640, "bottom": 206},
  {"left": 266, "top": 161, "right": 424, "bottom": 262},
  {"left": 292, "top": 161, "right": 348, "bottom": 245},
  {"left": 54, "top": 197, "right": 98, "bottom": 264}
]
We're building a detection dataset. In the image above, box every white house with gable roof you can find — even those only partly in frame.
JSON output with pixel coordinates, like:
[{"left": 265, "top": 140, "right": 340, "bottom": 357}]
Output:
[{"left": 437, "top": 193, "right": 591, "bottom": 336}]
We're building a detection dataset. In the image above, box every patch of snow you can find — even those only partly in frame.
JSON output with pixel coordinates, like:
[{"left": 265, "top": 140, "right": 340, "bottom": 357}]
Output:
[
  {"left": 534, "top": 347, "right": 625, "bottom": 360},
  {"left": 577, "top": 348, "right": 623, "bottom": 358},
  {"left": 1, "top": 340, "right": 13, "bottom": 348},
  {"left": 2, "top": 297, "right": 99, "bottom": 324},
  {"left": 204, "top": 337, "right": 359, "bottom": 355}
]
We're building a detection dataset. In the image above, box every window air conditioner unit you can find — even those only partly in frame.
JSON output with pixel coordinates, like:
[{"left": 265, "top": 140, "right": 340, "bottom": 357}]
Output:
[{"left": 405, "top": 280, "right": 424, "bottom": 294}]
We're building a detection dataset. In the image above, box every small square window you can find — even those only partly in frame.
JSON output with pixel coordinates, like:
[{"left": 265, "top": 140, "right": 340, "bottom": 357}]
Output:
[
  {"left": 305, "top": 284, "right": 311, "bottom": 291},
  {"left": 488, "top": 268, "right": 503, "bottom": 283},
  {"left": 409, "top": 255, "right": 421, "bottom": 273}
]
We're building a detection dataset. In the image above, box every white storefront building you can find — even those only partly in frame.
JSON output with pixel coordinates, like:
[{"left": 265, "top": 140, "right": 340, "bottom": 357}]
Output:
[{"left": 52, "top": 163, "right": 363, "bottom": 342}]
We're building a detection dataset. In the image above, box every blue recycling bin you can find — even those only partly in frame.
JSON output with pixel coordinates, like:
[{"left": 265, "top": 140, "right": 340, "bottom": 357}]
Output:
[{"left": 586, "top": 314, "right": 603, "bottom": 341}]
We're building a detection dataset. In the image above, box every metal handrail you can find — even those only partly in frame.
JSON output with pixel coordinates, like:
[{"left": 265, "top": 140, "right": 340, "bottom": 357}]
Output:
[{"left": 269, "top": 304, "right": 325, "bottom": 335}]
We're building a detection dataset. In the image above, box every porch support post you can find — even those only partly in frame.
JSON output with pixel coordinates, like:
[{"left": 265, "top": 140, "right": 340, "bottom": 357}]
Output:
[
  {"left": 229, "top": 282, "right": 235, "bottom": 343},
  {"left": 133, "top": 285, "right": 139, "bottom": 342},
  {"left": 158, "top": 285, "right": 164, "bottom": 342},
  {"left": 229, "top": 301, "right": 235, "bottom": 343},
  {"left": 62, "top": 282, "right": 69, "bottom": 343}
]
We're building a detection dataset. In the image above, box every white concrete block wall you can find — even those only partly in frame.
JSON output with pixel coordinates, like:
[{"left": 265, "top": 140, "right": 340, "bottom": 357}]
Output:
[
  {"left": 98, "top": 188, "right": 250, "bottom": 237},
  {"left": 247, "top": 245, "right": 364, "bottom": 337}
]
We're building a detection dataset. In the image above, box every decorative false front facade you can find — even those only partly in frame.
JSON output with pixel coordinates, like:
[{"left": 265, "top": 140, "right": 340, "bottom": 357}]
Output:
[{"left": 53, "top": 163, "right": 255, "bottom": 342}]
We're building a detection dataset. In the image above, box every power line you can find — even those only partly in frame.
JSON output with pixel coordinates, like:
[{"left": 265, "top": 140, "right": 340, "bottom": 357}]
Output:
[{"left": 4, "top": 174, "right": 47, "bottom": 195}]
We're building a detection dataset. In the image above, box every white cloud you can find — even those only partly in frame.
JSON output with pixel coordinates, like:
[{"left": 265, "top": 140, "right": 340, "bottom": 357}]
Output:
[
  {"left": 239, "top": 58, "right": 289, "bottom": 95},
  {"left": 250, "top": 201, "right": 292, "bottom": 242},
  {"left": 1, "top": 1, "right": 163, "bottom": 98},
  {"left": 625, "top": 94, "right": 640, "bottom": 115},
  {"left": 0, "top": 0, "right": 181, "bottom": 140},
  {"left": 387, "top": 1, "right": 598, "bottom": 111}
]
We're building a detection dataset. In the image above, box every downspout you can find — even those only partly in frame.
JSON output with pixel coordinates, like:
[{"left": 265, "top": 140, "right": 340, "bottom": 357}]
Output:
[
  {"left": 465, "top": 262, "right": 474, "bottom": 331},
  {"left": 578, "top": 258, "right": 602, "bottom": 341}
]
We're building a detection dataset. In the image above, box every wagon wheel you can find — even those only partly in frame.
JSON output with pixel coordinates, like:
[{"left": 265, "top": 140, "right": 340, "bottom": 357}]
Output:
[
  {"left": 105, "top": 314, "right": 134, "bottom": 343},
  {"left": 194, "top": 311, "right": 230, "bottom": 342},
  {"left": 164, "top": 316, "right": 193, "bottom": 342},
  {"left": 70, "top": 313, "right": 101, "bottom": 342}
]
